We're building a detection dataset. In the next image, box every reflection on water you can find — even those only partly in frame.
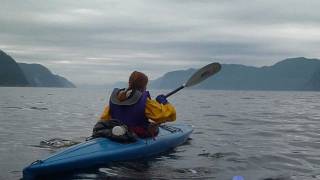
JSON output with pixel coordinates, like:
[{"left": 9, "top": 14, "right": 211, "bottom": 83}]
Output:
[{"left": 0, "top": 88, "right": 320, "bottom": 179}]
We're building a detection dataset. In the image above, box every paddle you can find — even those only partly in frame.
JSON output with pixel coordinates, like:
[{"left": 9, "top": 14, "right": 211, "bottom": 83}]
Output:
[{"left": 165, "top": 62, "right": 221, "bottom": 98}]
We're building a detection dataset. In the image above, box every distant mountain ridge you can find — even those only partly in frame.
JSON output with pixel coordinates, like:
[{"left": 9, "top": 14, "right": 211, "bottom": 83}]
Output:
[
  {"left": 0, "top": 50, "right": 75, "bottom": 88},
  {"left": 149, "top": 57, "right": 320, "bottom": 91},
  {"left": 19, "top": 63, "right": 75, "bottom": 88},
  {"left": 0, "top": 50, "right": 29, "bottom": 86}
]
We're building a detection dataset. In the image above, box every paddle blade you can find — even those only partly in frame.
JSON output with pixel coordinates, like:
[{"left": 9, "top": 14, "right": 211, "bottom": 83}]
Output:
[{"left": 185, "top": 62, "right": 221, "bottom": 87}]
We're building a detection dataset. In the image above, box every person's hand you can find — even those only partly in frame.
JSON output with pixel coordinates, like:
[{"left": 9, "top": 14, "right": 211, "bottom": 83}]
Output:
[{"left": 156, "top": 94, "right": 168, "bottom": 104}]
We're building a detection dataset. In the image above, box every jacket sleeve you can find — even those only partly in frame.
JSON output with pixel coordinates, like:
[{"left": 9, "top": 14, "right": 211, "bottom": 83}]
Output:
[
  {"left": 100, "top": 106, "right": 111, "bottom": 121},
  {"left": 145, "top": 98, "right": 176, "bottom": 124}
]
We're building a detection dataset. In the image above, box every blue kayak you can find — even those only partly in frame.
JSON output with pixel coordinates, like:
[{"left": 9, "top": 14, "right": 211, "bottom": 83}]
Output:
[{"left": 23, "top": 124, "right": 193, "bottom": 179}]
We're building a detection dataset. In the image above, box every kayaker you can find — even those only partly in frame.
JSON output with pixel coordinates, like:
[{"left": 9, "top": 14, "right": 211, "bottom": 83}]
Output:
[{"left": 100, "top": 71, "right": 176, "bottom": 138}]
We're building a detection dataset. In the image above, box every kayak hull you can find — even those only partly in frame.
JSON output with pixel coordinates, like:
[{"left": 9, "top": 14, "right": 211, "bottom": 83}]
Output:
[{"left": 23, "top": 124, "right": 193, "bottom": 179}]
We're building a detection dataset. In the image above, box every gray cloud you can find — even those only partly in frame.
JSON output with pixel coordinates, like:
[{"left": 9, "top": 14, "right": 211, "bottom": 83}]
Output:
[{"left": 1, "top": 0, "right": 320, "bottom": 85}]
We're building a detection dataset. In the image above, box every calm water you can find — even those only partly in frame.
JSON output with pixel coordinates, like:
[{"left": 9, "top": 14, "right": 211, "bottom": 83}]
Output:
[{"left": 0, "top": 87, "right": 320, "bottom": 180}]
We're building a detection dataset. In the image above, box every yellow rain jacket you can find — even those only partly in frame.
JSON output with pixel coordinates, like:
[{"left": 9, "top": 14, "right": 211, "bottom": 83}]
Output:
[{"left": 100, "top": 98, "right": 176, "bottom": 124}]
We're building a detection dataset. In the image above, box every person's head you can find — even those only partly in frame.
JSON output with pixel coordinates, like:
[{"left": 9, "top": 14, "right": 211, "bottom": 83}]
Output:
[
  {"left": 128, "top": 71, "right": 148, "bottom": 92},
  {"left": 117, "top": 71, "right": 148, "bottom": 101}
]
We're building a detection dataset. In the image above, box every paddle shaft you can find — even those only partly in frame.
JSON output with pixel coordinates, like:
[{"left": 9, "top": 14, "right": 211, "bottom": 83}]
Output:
[
  {"left": 165, "top": 85, "right": 185, "bottom": 98},
  {"left": 163, "top": 62, "right": 221, "bottom": 99}
]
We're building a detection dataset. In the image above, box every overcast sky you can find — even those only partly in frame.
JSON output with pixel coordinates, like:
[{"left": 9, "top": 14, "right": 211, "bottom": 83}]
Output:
[{"left": 1, "top": 0, "right": 320, "bottom": 85}]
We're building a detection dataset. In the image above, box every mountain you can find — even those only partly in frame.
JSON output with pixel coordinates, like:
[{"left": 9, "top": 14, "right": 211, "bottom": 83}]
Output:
[
  {"left": 0, "top": 50, "right": 29, "bottom": 86},
  {"left": 150, "top": 57, "right": 320, "bottom": 91},
  {"left": 151, "top": 68, "right": 195, "bottom": 89},
  {"left": 0, "top": 50, "right": 75, "bottom": 88},
  {"left": 19, "top": 63, "right": 75, "bottom": 88}
]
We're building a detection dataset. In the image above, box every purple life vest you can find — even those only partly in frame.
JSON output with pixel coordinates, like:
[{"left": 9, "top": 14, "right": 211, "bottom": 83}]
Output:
[{"left": 109, "top": 88, "right": 150, "bottom": 128}]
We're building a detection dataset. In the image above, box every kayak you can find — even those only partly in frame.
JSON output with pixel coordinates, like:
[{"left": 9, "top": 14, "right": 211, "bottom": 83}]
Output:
[{"left": 23, "top": 124, "right": 193, "bottom": 179}]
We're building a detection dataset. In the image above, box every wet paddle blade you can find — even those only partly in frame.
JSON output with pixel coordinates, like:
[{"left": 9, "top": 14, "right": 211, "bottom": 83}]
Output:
[{"left": 185, "top": 62, "right": 221, "bottom": 87}]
